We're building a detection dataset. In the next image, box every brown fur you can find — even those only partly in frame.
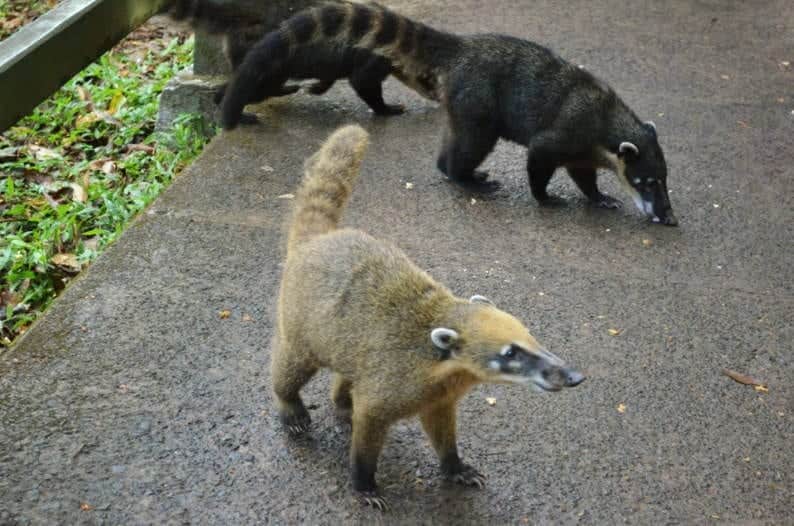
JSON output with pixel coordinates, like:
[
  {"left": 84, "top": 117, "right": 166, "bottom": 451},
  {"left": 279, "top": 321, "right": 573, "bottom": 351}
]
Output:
[{"left": 272, "top": 125, "right": 582, "bottom": 510}]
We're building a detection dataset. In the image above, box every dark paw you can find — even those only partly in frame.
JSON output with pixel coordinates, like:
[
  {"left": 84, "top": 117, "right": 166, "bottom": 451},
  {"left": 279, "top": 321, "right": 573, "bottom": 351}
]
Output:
[
  {"left": 591, "top": 193, "right": 622, "bottom": 209},
  {"left": 445, "top": 465, "right": 487, "bottom": 488},
  {"left": 307, "top": 80, "right": 334, "bottom": 95},
  {"left": 373, "top": 103, "right": 406, "bottom": 116},
  {"left": 281, "top": 412, "right": 311, "bottom": 436},
  {"left": 237, "top": 112, "right": 260, "bottom": 126},
  {"left": 357, "top": 491, "right": 389, "bottom": 512},
  {"left": 275, "top": 84, "right": 301, "bottom": 97},
  {"left": 448, "top": 174, "right": 502, "bottom": 194},
  {"left": 535, "top": 194, "right": 567, "bottom": 207}
]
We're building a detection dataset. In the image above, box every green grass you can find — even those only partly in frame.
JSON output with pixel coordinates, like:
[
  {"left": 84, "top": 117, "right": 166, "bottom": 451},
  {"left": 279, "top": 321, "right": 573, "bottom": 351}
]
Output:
[
  {"left": 0, "top": 0, "right": 58, "bottom": 40},
  {"left": 0, "top": 34, "right": 212, "bottom": 346}
]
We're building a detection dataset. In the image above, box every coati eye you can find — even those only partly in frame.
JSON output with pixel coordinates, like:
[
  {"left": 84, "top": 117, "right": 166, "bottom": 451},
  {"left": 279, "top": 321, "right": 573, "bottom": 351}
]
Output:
[{"left": 501, "top": 345, "right": 517, "bottom": 359}]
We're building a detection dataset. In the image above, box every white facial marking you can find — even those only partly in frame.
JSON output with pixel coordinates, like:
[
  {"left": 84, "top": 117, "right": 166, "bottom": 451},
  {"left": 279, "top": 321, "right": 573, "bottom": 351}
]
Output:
[
  {"left": 500, "top": 345, "right": 513, "bottom": 356},
  {"left": 488, "top": 360, "right": 502, "bottom": 371},
  {"left": 470, "top": 295, "right": 494, "bottom": 306}
]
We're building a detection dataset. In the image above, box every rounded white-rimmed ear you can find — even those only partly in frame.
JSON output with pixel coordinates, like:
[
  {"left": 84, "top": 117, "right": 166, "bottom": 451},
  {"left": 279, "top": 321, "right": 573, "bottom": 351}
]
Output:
[
  {"left": 431, "top": 328, "right": 459, "bottom": 350},
  {"left": 469, "top": 295, "right": 494, "bottom": 306},
  {"left": 619, "top": 141, "right": 639, "bottom": 156},
  {"left": 645, "top": 120, "right": 657, "bottom": 133}
]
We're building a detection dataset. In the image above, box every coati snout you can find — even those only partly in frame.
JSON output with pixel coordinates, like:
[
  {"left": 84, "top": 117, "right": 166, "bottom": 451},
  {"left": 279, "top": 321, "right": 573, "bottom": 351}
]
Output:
[
  {"left": 614, "top": 122, "right": 678, "bottom": 226},
  {"left": 431, "top": 296, "right": 586, "bottom": 392}
]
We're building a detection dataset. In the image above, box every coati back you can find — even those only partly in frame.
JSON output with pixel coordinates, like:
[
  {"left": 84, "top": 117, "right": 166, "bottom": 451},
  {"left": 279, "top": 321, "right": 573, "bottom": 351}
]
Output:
[
  {"left": 169, "top": 0, "right": 403, "bottom": 117},
  {"left": 274, "top": 125, "right": 585, "bottom": 510},
  {"left": 223, "top": 2, "right": 677, "bottom": 225}
]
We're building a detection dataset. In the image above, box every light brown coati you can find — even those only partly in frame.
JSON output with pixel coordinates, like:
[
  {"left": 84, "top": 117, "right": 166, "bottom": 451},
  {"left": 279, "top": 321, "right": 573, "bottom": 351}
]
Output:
[
  {"left": 169, "top": 0, "right": 404, "bottom": 118},
  {"left": 222, "top": 1, "right": 677, "bottom": 225},
  {"left": 273, "top": 125, "right": 585, "bottom": 510}
]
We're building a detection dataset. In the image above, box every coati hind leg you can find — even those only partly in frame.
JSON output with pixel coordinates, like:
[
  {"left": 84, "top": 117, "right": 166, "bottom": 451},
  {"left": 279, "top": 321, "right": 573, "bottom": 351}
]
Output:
[
  {"left": 271, "top": 337, "right": 317, "bottom": 435},
  {"left": 567, "top": 165, "right": 622, "bottom": 209},
  {"left": 214, "top": 81, "right": 300, "bottom": 125},
  {"left": 349, "top": 395, "right": 391, "bottom": 511},
  {"left": 331, "top": 374, "right": 353, "bottom": 423},
  {"left": 349, "top": 55, "right": 405, "bottom": 116},
  {"left": 420, "top": 403, "right": 486, "bottom": 488},
  {"left": 527, "top": 133, "right": 567, "bottom": 205},
  {"left": 436, "top": 122, "right": 501, "bottom": 194}
]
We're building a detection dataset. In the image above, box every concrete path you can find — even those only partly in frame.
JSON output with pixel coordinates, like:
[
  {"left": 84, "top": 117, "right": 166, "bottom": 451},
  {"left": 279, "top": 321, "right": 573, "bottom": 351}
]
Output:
[{"left": 1, "top": 1, "right": 792, "bottom": 523}]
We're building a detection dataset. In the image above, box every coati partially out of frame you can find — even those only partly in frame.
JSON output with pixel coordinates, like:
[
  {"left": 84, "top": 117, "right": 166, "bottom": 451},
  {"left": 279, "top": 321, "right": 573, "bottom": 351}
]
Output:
[
  {"left": 222, "top": 1, "right": 677, "bottom": 225},
  {"left": 170, "top": 0, "right": 404, "bottom": 117},
  {"left": 274, "top": 125, "right": 585, "bottom": 510}
]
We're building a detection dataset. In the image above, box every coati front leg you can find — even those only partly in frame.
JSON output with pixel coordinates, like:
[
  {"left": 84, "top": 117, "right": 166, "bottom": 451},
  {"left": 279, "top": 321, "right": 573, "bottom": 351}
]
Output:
[
  {"left": 218, "top": 32, "right": 301, "bottom": 125},
  {"left": 331, "top": 374, "right": 353, "bottom": 423},
  {"left": 271, "top": 337, "right": 316, "bottom": 435},
  {"left": 349, "top": 55, "right": 405, "bottom": 116},
  {"left": 436, "top": 122, "right": 501, "bottom": 194},
  {"left": 527, "top": 133, "right": 567, "bottom": 205},
  {"left": 420, "top": 403, "right": 486, "bottom": 488},
  {"left": 567, "top": 165, "right": 622, "bottom": 209},
  {"left": 350, "top": 400, "right": 391, "bottom": 511},
  {"left": 214, "top": 81, "right": 301, "bottom": 125}
]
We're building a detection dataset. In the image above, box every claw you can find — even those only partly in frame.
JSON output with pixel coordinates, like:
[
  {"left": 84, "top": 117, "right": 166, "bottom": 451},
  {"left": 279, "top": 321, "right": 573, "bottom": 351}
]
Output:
[
  {"left": 447, "top": 174, "right": 502, "bottom": 194},
  {"left": 373, "top": 103, "right": 406, "bottom": 116},
  {"left": 359, "top": 492, "right": 389, "bottom": 512},
  {"left": 447, "top": 465, "right": 487, "bottom": 488},
  {"left": 592, "top": 193, "right": 622, "bottom": 209}
]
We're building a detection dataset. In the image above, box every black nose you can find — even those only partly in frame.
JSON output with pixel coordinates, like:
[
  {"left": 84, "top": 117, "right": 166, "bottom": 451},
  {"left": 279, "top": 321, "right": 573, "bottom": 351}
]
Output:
[{"left": 565, "top": 370, "right": 586, "bottom": 387}]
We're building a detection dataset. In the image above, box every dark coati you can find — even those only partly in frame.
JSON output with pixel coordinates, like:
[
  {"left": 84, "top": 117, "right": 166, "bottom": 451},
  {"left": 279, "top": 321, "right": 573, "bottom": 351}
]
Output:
[
  {"left": 274, "top": 125, "right": 585, "bottom": 510},
  {"left": 169, "top": 0, "right": 404, "bottom": 117},
  {"left": 222, "top": 1, "right": 677, "bottom": 225}
]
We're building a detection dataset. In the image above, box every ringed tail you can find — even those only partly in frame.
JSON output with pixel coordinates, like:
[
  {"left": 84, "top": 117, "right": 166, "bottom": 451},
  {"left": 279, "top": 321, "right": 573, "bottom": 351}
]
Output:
[
  {"left": 169, "top": 0, "right": 262, "bottom": 34},
  {"left": 221, "top": 1, "right": 459, "bottom": 129},
  {"left": 288, "top": 125, "right": 370, "bottom": 251}
]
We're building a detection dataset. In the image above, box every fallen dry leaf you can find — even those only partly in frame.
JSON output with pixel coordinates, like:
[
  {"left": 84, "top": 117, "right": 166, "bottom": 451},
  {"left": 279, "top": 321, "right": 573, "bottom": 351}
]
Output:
[
  {"left": 617, "top": 403, "right": 626, "bottom": 413},
  {"left": 219, "top": 310, "right": 231, "bottom": 319},
  {"left": 80, "top": 502, "right": 93, "bottom": 512},
  {"left": 470, "top": 198, "right": 477, "bottom": 205},
  {"left": 722, "top": 368, "right": 764, "bottom": 387},
  {"left": 28, "top": 144, "right": 61, "bottom": 161},
  {"left": 723, "top": 369, "right": 769, "bottom": 392},
  {"left": 486, "top": 397, "right": 497, "bottom": 406},
  {"left": 242, "top": 314, "right": 253, "bottom": 322},
  {"left": 125, "top": 143, "right": 155, "bottom": 154},
  {"left": 405, "top": 182, "right": 414, "bottom": 189},
  {"left": 642, "top": 239, "right": 653, "bottom": 247},
  {"left": 261, "top": 165, "right": 274, "bottom": 172},
  {"left": 608, "top": 328, "right": 623, "bottom": 336},
  {"left": 277, "top": 193, "right": 294, "bottom": 200},
  {"left": 50, "top": 253, "right": 81, "bottom": 274}
]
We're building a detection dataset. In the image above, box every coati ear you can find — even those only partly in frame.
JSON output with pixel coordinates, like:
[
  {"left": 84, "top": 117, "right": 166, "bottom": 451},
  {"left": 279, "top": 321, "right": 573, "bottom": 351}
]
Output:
[
  {"left": 618, "top": 141, "right": 639, "bottom": 158},
  {"left": 645, "top": 120, "right": 657, "bottom": 133},
  {"left": 469, "top": 295, "right": 495, "bottom": 306},
  {"left": 431, "top": 328, "right": 459, "bottom": 351}
]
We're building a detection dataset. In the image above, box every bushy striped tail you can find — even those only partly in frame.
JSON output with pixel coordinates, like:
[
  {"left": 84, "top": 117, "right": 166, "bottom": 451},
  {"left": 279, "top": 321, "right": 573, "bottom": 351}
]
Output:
[
  {"left": 220, "top": 1, "right": 459, "bottom": 129},
  {"left": 168, "top": 0, "right": 265, "bottom": 34},
  {"left": 287, "top": 125, "right": 370, "bottom": 251}
]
